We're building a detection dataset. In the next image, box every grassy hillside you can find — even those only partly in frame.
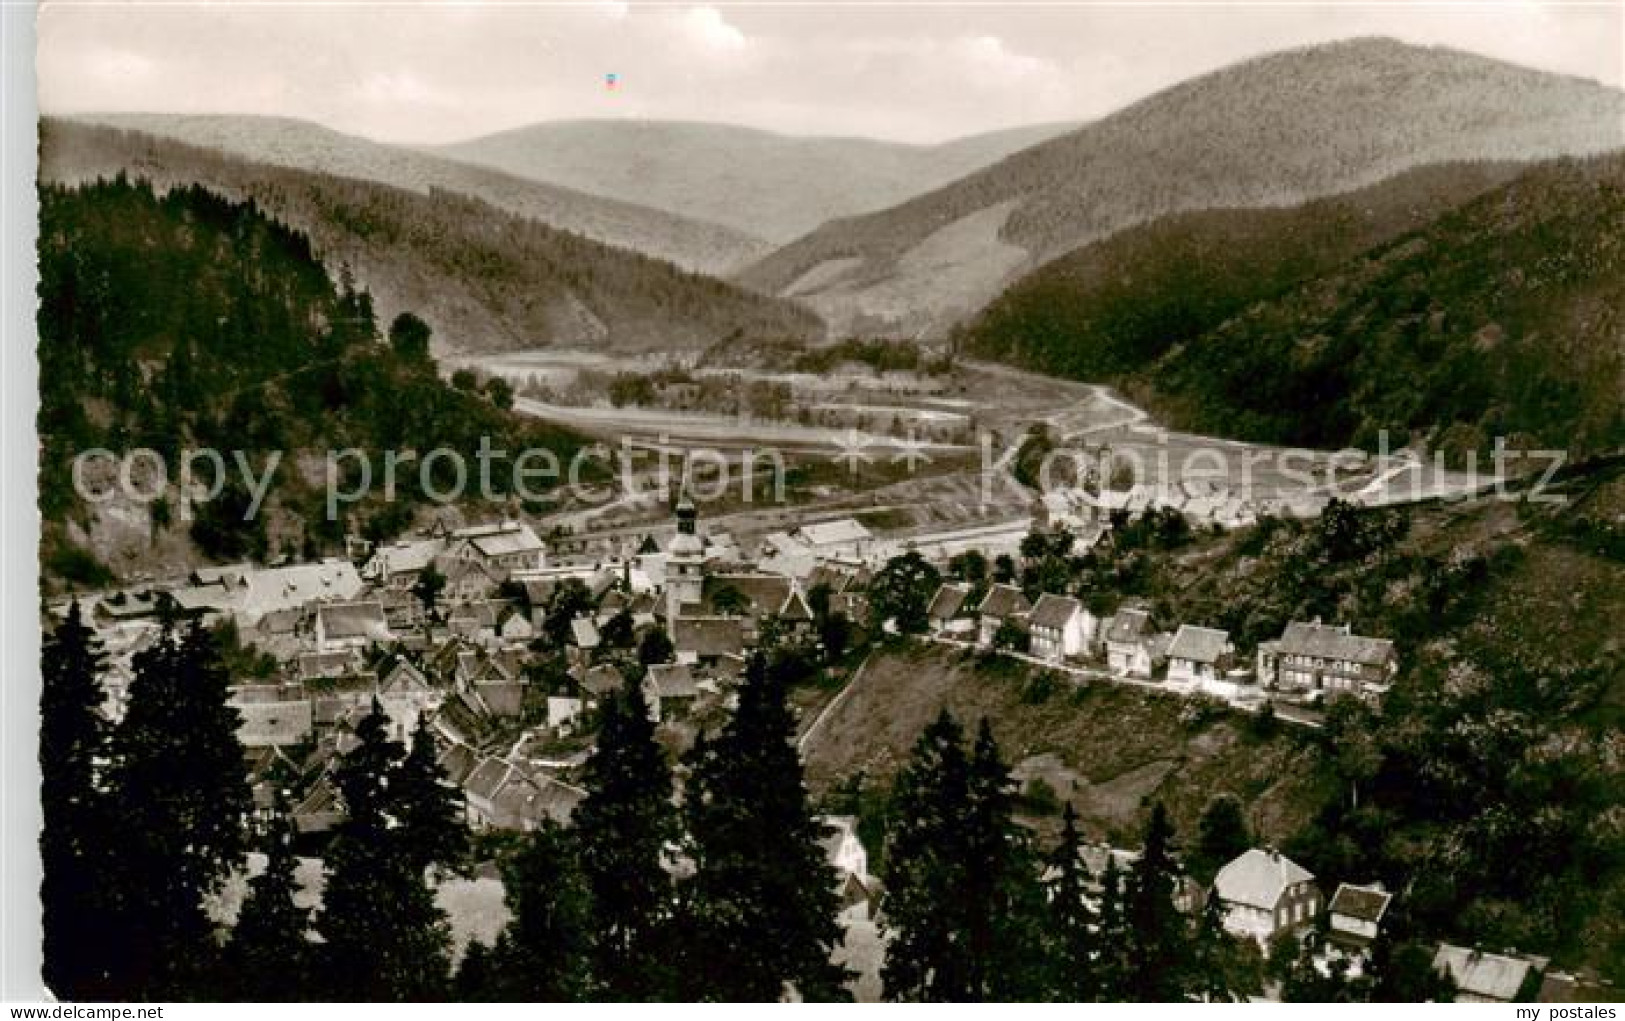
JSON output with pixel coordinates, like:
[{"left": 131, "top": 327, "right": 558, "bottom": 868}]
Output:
[
  {"left": 960, "top": 161, "right": 1523, "bottom": 382},
  {"left": 437, "top": 119, "right": 1074, "bottom": 244},
  {"left": 41, "top": 120, "right": 824, "bottom": 355},
  {"left": 1147, "top": 154, "right": 1625, "bottom": 458},
  {"left": 740, "top": 38, "right": 1623, "bottom": 334},
  {"left": 803, "top": 642, "right": 1332, "bottom": 847},
  {"left": 76, "top": 113, "right": 768, "bottom": 273}
]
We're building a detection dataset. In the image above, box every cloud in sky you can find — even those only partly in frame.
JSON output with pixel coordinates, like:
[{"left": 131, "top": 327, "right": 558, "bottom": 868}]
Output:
[{"left": 35, "top": 0, "right": 1624, "bottom": 145}]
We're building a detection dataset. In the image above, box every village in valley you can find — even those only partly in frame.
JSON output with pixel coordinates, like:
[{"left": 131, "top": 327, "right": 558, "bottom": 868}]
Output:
[
  {"left": 46, "top": 442, "right": 1586, "bottom": 1002},
  {"left": 24, "top": 4, "right": 1625, "bottom": 1003}
]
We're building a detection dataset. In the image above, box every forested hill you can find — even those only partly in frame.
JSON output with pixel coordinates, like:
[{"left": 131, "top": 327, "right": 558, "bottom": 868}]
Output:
[
  {"left": 40, "top": 120, "right": 824, "bottom": 355},
  {"left": 959, "top": 161, "right": 1525, "bottom": 383},
  {"left": 37, "top": 176, "right": 583, "bottom": 582},
  {"left": 1146, "top": 153, "right": 1625, "bottom": 458},
  {"left": 963, "top": 153, "right": 1625, "bottom": 461}
]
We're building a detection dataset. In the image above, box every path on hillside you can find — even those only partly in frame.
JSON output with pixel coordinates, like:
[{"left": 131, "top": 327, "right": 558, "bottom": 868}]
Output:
[{"left": 798, "top": 654, "right": 873, "bottom": 754}]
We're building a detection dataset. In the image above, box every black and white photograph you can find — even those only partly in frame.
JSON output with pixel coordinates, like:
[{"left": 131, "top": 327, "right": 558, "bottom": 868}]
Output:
[{"left": 3, "top": 0, "right": 1624, "bottom": 1006}]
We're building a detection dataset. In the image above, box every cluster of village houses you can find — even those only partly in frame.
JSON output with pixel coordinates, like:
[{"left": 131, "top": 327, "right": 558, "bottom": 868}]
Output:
[
  {"left": 927, "top": 581, "right": 1398, "bottom": 704},
  {"left": 52, "top": 502, "right": 1582, "bottom": 1001}
]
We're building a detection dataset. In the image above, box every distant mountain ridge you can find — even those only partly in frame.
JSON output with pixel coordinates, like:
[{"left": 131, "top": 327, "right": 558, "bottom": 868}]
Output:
[
  {"left": 739, "top": 38, "right": 1625, "bottom": 335},
  {"left": 434, "top": 119, "right": 1075, "bottom": 244},
  {"left": 73, "top": 112, "right": 770, "bottom": 274},
  {"left": 40, "top": 120, "right": 824, "bottom": 354}
]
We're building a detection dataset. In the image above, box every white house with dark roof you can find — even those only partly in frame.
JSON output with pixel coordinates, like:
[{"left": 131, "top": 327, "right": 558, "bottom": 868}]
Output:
[
  {"left": 377, "top": 657, "right": 439, "bottom": 742},
  {"left": 926, "top": 582, "right": 972, "bottom": 634},
  {"left": 1212, "top": 848, "right": 1321, "bottom": 945},
  {"left": 1257, "top": 620, "right": 1397, "bottom": 700},
  {"left": 1028, "top": 593, "right": 1094, "bottom": 662},
  {"left": 1166, "top": 625, "right": 1233, "bottom": 684},
  {"left": 1103, "top": 607, "right": 1166, "bottom": 678},
  {"left": 975, "top": 583, "right": 1031, "bottom": 647}
]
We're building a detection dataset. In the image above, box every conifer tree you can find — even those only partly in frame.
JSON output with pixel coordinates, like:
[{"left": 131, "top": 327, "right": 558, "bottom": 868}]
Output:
[
  {"left": 493, "top": 820, "right": 596, "bottom": 1001},
  {"left": 880, "top": 710, "right": 973, "bottom": 1001},
  {"left": 1122, "top": 802, "right": 1194, "bottom": 1001},
  {"left": 1094, "top": 855, "right": 1133, "bottom": 999},
  {"left": 108, "top": 620, "right": 250, "bottom": 998},
  {"left": 453, "top": 940, "right": 499, "bottom": 1002},
  {"left": 39, "top": 602, "right": 113, "bottom": 1000},
  {"left": 1043, "top": 802, "right": 1099, "bottom": 1001},
  {"left": 320, "top": 700, "right": 451, "bottom": 1001},
  {"left": 961, "top": 719, "right": 1047, "bottom": 1000},
  {"left": 679, "top": 656, "right": 851, "bottom": 1001},
  {"left": 225, "top": 807, "right": 314, "bottom": 1000},
  {"left": 573, "top": 674, "right": 677, "bottom": 1000},
  {"left": 394, "top": 717, "right": 467, "bottom": 874},
  {"left": 1190, "top": 884, "right": 1256, "bottom": 1002}
]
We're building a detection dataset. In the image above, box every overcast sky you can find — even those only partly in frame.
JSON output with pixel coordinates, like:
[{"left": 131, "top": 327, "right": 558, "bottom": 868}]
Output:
[{"left": 36, "top": 0, "right": 1625, "bottom": 145}]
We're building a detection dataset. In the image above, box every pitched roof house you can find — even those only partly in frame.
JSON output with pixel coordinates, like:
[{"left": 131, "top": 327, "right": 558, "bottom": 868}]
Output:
[
  {"left": 1257, "top": 621, "right": 1398, "bottom": 700},
  {"left": 673, "top": 616, "right": 746, "bottom": 669},
  {"left": 1212, "top": 848, "right": 1321, "bottom": 945},
  {"left": 1433, "top": 945, "right": 1548, "bottom": 1003},
  {"left": 926, "top": 582, "right": 971, "bottom": 632},
  {"left": 1166, "top": 625, "right": 1233, "bottom": 684},
  {"left": 975, "top": 584, "right": 1032, "bottom": 647},
  {"left": 1028, "top": 593, "right": 1094, "bottom": 662},
  {"left": 1327, "top": 882, "right": 1393, "bottom": 950},
  {"left": 314, "top": 601, "right": 389, "bottom": 651}
]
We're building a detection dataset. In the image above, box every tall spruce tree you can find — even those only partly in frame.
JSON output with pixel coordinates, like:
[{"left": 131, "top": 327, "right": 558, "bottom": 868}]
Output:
[
  {"left": 1122, "top": 802, "right": 1195, "bottom": 1001},
  {"left": 319, "top": 700, "right": 452, "bottom": 1001},
  {"left": 679, "top": 655, "right": 852, "bottom": 1001},
  {"left": 1043, "top": 802, "right": 1099, "bottom": 1001},
  {"left": 961, "top": 718, "right": 1047, "bottom": 1000},
  {"left": 492, "top": 820, "right": 596, "bottom": 1000},
  {"left": 225, "top": 806, "right": 314, "bottom": 1000},
  {"left": 39, "top": 602, "right": 113, "bottom": 1000},
  {"left": 880, "top": 710, "right": 974, "bottom": 1001},
  {"left": 1094, "top": 855, "right": 1133, "bottom": 999},
  {"left": 394, "top": 717, "right": 467, "bottom": 874},
  {"left": 108, "top": 620, "right": 250, "bottom": 998},
  {"left": 1190, "top": 883, "right": 1257, "bottom": 1002},
  {"left": 573, "top": 674, "right": 677, "bottom": 1000}
]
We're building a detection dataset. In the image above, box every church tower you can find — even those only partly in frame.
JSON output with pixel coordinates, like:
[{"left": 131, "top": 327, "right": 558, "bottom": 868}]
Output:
[{"left": 666, "top": 493, "right": 705, "bottom": 628}]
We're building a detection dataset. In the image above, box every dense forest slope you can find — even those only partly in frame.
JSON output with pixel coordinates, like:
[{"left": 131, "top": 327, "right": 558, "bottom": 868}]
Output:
[
  {"left": 40, "top": 120, "right": 824, "bottom": 355},
  {"left": 76, "top": 113, "right": 767, "bottom": 273},
  {"left": 437, "top": 119, "right": 1074, "bottom": 243},
  {"left": 740, "top": 39, "right": 1624, "bottom": 334},
  {"left": 37, "top": 177, "right": 584, "bottom": 584},
  {"left": 959, "top": 161, "right": 1524, "bottom": 382},
  {"left": 1145, "top": 154, "right": 1625, "bottom": 457}
]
